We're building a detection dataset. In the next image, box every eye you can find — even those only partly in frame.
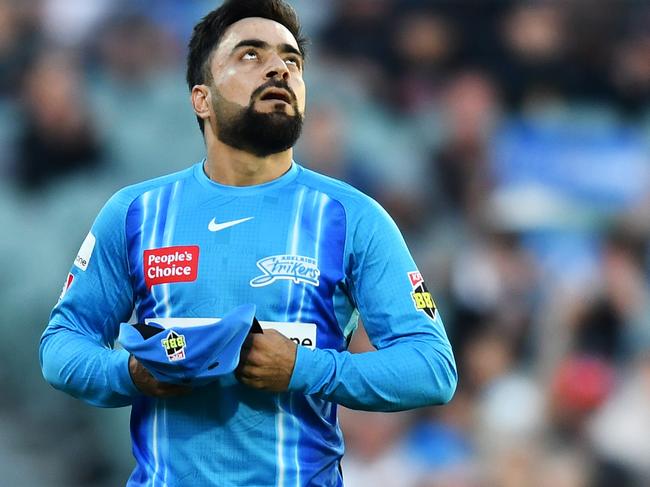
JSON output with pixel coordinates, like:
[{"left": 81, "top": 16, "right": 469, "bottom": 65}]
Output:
[
  {"left": 285, "top": 56, "right": 301, "bottom": 69},
  {"left": 242, "top": 50, "right": 258, "bottom": 60}
]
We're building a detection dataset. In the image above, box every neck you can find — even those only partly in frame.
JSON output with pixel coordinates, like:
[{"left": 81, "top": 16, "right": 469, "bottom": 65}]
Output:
[{"left": 204, "top": 137, "right": 293, "bottom": 187}]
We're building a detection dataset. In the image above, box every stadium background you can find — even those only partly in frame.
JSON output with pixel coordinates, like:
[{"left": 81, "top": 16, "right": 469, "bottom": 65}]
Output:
[{"left": 1, "top": 0, "right": 649, "bottom": 485}]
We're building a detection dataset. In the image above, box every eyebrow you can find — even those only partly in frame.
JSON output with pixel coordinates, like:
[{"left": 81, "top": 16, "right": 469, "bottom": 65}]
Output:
[{"left": 232, "top": 39, "right": 303, "bottom": 59}]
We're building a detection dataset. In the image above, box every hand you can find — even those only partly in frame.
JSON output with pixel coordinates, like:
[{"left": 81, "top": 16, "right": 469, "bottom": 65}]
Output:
[
  {"left": 235, "top": 329, "right": 298, "bottom": 392},
  {"left": 128, "top": 355, "right": 192, "bottom": 398}
]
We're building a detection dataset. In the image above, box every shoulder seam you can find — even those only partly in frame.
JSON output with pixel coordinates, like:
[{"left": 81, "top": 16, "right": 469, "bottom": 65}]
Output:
[
  {"left": 294, "top": 175, "right": 361, "bottom": 309},
  {"left": 121, "top": 166, "right": 195, "bottom": 199},
  {"left": 120, "top": 170, "right": 192, "bottom": 290}
]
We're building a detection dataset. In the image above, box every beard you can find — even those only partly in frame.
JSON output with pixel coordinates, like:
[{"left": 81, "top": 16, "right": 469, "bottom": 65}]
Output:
[{"left": 210, "top": 81, "right": 303, "bottom": 158}]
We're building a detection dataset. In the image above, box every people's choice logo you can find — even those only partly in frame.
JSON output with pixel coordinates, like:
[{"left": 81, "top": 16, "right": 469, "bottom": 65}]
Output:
[
  {"left": 144, "top": 246, "right": 199, "bottom": 288},
  {"left": 250, "top": 255, "right": 320, "bottom": 287}
]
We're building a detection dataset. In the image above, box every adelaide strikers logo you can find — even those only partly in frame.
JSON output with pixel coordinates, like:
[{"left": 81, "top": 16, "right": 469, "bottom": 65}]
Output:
[
  {"left": 161, "top": 330, "right": 187, "bottom": 362},
  {"left": 408, "top": 271, "right": 436, "bottom": 320},
  {"left": 250, "top": 255, "right": 320, "bottom": 287}
]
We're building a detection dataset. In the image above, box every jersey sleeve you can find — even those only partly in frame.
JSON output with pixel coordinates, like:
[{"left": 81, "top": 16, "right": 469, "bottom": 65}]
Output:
[
  {"left": 288, "top": 197, "right": 457, "bottom": 411},
  {"left": 39, "top": 190, "right": 140, "bottom": 407}
]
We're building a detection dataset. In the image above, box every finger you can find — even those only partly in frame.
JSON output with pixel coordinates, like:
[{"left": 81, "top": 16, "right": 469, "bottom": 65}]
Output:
[
  {"left": 264, "top": 328, "right": 283, "bottom": 337},
  {"left": 236, "top": 365, "right": 269, "bottom": 387},
  {"left": 237, "top": 373, "right": 265, "bottom": 389},
  {"left": 263, "top": 329, "right": 290, "bottom": 342},
  {"left": 234, "top": 369, "right": 252, "bottom": 384},
  {"left": 240, "top": 349, "right": 264, "bottom": 367},
  {"left": 235, "top": 364, "right": 259, "bottom": 381}
]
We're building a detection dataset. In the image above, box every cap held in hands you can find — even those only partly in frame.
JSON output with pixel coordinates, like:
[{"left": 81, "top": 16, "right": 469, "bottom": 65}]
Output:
[{"left": 118, "top": 303, "right": 261, "bottom": 386}]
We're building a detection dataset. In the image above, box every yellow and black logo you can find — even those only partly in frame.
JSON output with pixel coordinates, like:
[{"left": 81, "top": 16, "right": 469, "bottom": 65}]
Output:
[
  {"left": 408, "top": 271, "right": 436, "bottom": 320},
  {"left": 161, "top": 330, "right": 186, "bottom": 362}
]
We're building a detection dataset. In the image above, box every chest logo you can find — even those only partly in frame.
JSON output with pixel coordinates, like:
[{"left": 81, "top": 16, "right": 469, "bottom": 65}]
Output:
[
  {"left": 250, "top": 255, "right": 320, "bottom": 288},
  {"left": 144, "top": 246, "right": 199, "bottom": 288},
  {"left": 208, "top": 217, "right": 254, "bottom": 232}
]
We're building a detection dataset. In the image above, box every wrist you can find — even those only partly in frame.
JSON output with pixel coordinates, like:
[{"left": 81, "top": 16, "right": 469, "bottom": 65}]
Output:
[
  {"left": 288, "top": 345, "right": 321, "bottom": 393},
  {"left": 109, "top": 349, "right": 141, "bottom": 397}
]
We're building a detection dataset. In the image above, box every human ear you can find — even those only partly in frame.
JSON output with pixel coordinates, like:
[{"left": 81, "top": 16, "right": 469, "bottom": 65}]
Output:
[{"left": 191, "top": 84, "right": 211, "bottom": 123}]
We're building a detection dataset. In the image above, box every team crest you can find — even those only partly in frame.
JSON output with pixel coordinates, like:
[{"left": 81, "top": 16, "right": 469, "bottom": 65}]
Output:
[
  {"left": 408, "top": 271, "right": 436, "bottom": 320},
  {"left": 250, "top": 255, "right": 320, "bottom": 287},
  {"left": 161, "top": 330, "right": 187, "bottom": 362}
]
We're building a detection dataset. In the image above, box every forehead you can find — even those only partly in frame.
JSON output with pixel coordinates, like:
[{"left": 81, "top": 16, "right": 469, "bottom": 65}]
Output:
[{"left": 216, "top": 17, "right": 299, "bottom": 57}]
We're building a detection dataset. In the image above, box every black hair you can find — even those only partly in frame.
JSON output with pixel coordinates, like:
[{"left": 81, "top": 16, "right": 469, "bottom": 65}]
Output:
[{"left": 186, "top": 0, "right": 308, "bottom": 135}]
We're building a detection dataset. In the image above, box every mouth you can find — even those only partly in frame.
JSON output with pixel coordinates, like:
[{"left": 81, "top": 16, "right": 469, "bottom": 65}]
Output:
[{"left": 259, "top": 88, "right": 292, "bottom": 104}]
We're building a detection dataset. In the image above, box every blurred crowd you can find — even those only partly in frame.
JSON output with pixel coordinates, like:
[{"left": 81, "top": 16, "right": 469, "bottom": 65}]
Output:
[{"left": 0, "top": 0, "right": 649, "bottom": 486}]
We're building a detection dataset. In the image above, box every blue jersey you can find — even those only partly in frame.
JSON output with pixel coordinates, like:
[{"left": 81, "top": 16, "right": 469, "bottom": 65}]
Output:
[{"left": 40, "top": 161, "right": 457, "bottom": 487}]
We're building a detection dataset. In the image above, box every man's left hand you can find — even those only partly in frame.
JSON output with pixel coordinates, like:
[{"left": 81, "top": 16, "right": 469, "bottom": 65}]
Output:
[{"left": 235, "top": 329, "right": 298, "bottom": 392}]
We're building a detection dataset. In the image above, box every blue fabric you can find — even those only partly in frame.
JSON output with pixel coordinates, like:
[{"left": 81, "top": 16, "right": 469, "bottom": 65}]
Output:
[
  {"left": 118, "top": 303, "right": 257, "bottom": 386},
  {"left": 40, "top": 160, "right": 457, "bottom": 486}
]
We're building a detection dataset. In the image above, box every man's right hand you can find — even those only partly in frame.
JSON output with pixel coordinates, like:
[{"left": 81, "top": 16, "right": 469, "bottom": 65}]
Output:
[{"left": 128, "top": 355, "right": 192, "bottom": 398}]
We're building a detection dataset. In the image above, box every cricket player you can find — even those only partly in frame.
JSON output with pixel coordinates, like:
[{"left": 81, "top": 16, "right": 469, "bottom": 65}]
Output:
[{"left": 40, "top": 0, "right": 457, "bottom": 485}]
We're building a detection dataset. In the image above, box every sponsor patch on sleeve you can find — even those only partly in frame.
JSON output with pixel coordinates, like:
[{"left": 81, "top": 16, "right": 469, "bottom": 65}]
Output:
[
  {"left": 58, "top": 273, "right": 74, "bottom": 301},
  {"left": 74, "top": 232, "right": 96, "bottom": 271},
  {"left": 408, "top": 271, "right": 436, "bottom": 320}
]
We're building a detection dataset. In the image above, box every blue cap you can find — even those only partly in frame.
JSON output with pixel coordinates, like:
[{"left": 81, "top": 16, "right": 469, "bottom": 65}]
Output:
[{"left": 118, "top": 303, "right": 258, "bottom": 386}]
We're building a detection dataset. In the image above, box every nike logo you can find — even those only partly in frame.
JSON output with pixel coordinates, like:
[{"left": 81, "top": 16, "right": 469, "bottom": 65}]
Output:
[{"left": 208, "top": 216, "right": 254, "bottom": 232}]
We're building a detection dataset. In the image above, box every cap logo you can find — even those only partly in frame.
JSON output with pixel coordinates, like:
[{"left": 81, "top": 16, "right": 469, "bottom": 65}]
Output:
[{"left": 161, "top": 330, "right": 186, "bottom": 362}]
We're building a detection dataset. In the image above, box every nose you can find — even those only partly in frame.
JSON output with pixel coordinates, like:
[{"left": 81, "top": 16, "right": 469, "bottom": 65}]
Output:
[{"left": 265, "top": 53, "right": 290, "bottom": 81}]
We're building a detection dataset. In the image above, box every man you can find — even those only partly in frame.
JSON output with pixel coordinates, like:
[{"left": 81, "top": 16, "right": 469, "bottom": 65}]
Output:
[{"left": 39, "top": 0, "right": 457, "bottom": 485}]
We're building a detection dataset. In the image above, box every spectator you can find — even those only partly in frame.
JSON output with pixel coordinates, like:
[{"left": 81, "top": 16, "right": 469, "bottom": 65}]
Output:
[
  {"left": 0, "top": 0, "right": 42, "bottom": 97},
  {"left": 12, "top": 48, "right": 105, "bottom": 191}
]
